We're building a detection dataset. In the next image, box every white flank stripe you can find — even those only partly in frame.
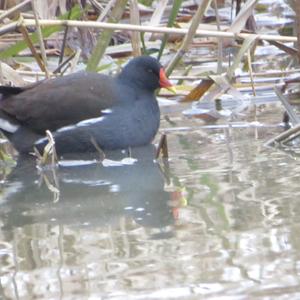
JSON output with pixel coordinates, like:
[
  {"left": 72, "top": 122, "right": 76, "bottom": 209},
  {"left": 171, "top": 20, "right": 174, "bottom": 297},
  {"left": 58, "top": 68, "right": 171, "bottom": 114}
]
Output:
[
  {"left": 35, "top": 137, "right": 47, "bottom": 145},
  {"left": 56, "top": 125, "right": 76, "bottom": 133},
  {"left": 36, "top": 116, "right": 107, "bottom": 144},
  {"left": 101, "top": 109, "right": 112, "bottom": 114},
  {"left": 0, "top": 119, "right": 19, "bottom": 133},
  {"left": 77, "top": 116, "right": 105, "bottom": 127}
]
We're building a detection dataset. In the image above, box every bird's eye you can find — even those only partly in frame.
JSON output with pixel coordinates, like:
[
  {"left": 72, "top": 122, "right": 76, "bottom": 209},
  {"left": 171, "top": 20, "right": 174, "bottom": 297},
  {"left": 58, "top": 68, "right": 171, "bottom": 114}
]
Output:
[{"left": 147, "top": 69, "right": 159, "bottom": 77}]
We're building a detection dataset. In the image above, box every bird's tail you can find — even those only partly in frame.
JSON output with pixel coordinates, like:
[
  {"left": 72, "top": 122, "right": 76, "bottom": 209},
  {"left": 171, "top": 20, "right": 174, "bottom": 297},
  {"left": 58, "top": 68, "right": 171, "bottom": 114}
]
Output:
[
  {"left": 0, "top": 85, "right": 42, "bottom": 154},
  {"left": 0, "top": 111, "right": 19, "bottom": 134},
  {"left": 0, "top": 86, "right": 24, "bottom": 98},
  {"left": 0, "top": 112, "right": 41, "bottom": 154}
]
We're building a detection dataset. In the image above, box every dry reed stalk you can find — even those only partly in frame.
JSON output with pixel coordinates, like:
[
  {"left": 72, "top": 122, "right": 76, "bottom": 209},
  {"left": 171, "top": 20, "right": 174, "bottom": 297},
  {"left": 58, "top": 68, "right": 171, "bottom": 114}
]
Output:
[
  {"left": 172, "top": 68, "right": 300, "bottom": 80},
  {"left": 90, "top": 0, "right": 104, "bottom": 13},
  {"left": 86, "top": 0, "right": 128, "bottom": 71},
  {"left": 166, "top": 0, "right": 213, "bottom": 75},
  {"left": 247, "top": 49, "right": 256, "bottom": 96},
  {"left": 0, "top": 62, "right": 3, "bottom": 84},
  {"left": 0, "top": 0, "right": 31, "bottom": 22},
  {"left": 69, "top": 49, "right": 82, "bottom": 73},
  {"left": 130, "top": 0, "right": 141, "bottom": 56},
  {"left": 144, "top": 0, "right": 168, "bottom": 41},
  {"left": 229, "top": 0, "right": 257, "bottom": 33},
  {"left": 213, "top": 0, "right": 223, "bottom": 73},
  {"left": 17, "top": 70, "right": 55, "bottom": 77},
  {"left": 53, "top": 51, "right": 76, "bottom": 74},
  {"left": 0, "top": 61, "right": 25, "bottom": 85},
  {"left": 240, "top": 69, "right": 300, "bottom": 77},
  {"left": 13, "top": 19, "right": 297, "bottom": 43},
  {"left": 295, "top": 1, "right": 300, "bottom": 62},
  {"left": 31, "top": 0, "right": 50, "bottom": 78},
  {"left": 18, "top": 21, "right": 48, "bottom": 73},
  {"left": 97, "top": 0, "right": 116, "bottom": 22}
]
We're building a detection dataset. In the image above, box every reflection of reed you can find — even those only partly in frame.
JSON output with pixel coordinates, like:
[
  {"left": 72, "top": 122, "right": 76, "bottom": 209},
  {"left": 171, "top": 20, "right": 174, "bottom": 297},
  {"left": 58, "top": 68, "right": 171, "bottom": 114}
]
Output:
[
  {"left": 57, "top": 225, "right": 64, "bottom": 300},
  {"left": 40, "top": 170, "right": 60, "bottom": 203}
]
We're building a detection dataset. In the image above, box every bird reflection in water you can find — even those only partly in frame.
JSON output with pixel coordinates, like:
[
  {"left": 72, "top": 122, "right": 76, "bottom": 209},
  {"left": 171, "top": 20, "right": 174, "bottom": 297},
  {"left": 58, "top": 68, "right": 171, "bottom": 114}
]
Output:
[{"left": 0, "top": 145, "right": 183, "bottom": 239}]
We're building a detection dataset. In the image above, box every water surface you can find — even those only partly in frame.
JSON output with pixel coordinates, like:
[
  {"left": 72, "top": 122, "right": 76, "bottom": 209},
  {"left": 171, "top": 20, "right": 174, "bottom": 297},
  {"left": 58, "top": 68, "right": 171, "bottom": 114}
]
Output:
[{"left": 1, "top": 101, "right": 300, "bottom": 299}]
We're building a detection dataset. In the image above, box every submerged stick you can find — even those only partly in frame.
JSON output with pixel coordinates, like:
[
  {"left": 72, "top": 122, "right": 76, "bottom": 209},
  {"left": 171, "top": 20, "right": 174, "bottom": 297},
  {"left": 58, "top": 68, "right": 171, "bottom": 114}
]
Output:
[
  {"left": 274, "top": 86, "right": 300, "bottom": 125},
  {"left": 90, "top": 136, "right": 105, "bottom": 161},
  {"left": 156, "top": 134, "right": 169, "bottom": 159},
  {"left": 264, "top": 124, "right": 300, "bottom": 147},
  {"left": 265, "top": 87, "right": 300, "bottom": 147}
]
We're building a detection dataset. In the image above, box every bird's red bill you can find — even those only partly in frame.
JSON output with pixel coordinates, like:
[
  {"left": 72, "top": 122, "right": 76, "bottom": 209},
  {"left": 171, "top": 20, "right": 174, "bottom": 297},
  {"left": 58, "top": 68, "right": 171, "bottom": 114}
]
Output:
[
  {"left": 159, "top": 68, "right": 176, "bottom": 94},
  {"left": 159, "top": 68, "right": 172, "bottom": 88}
]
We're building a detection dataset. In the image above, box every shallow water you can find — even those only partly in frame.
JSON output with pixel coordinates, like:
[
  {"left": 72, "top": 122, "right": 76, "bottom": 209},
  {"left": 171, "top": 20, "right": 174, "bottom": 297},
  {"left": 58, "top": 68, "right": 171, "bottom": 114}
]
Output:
[{"left": 1, "top": 100, "right": 300, "bottom": 299}]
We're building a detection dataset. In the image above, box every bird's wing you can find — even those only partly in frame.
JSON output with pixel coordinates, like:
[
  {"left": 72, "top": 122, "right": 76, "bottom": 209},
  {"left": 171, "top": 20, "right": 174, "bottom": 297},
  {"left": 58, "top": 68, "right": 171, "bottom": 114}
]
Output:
[{"left": 0, "top": 72, "right": 119, "bottom": 134}]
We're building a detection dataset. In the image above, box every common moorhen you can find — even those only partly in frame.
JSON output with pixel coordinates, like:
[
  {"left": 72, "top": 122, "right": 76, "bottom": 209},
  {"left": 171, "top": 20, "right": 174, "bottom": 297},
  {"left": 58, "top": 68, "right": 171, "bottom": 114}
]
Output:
[{"left": 0, "top": 56, "right": 174, "bottom": 155}]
